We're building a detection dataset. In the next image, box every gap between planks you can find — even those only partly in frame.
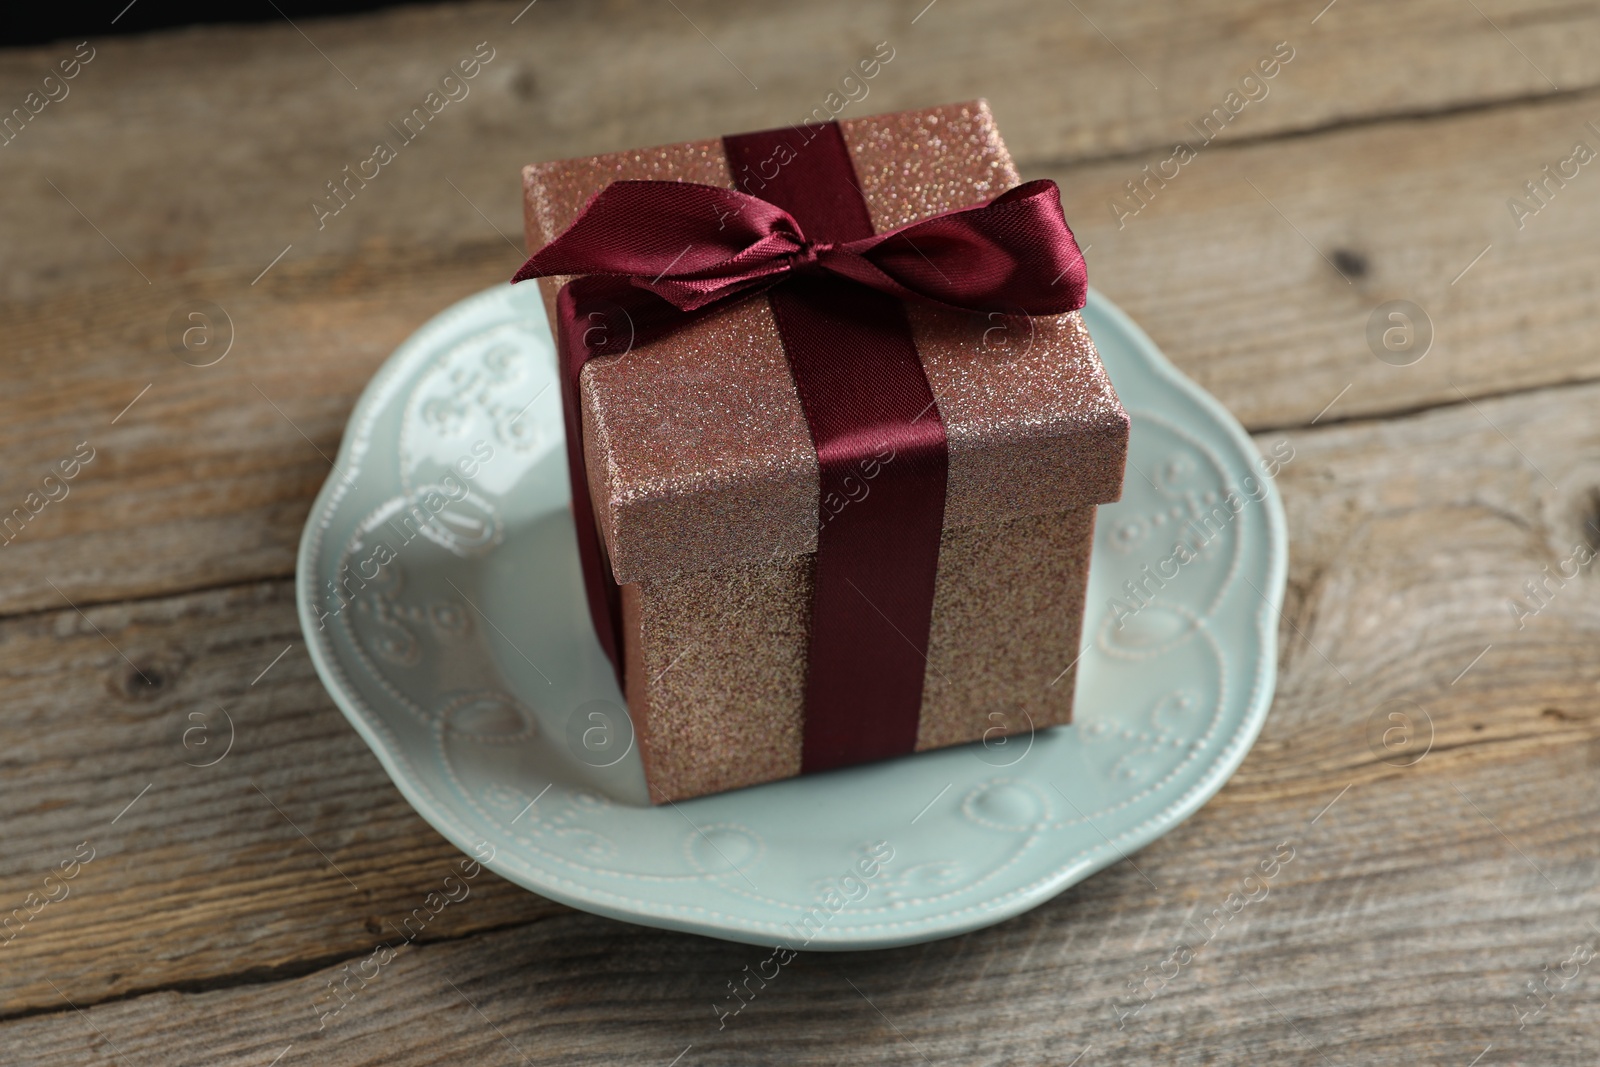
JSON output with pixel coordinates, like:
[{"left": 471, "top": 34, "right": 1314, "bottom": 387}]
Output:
[
  {"left": 1015, "top": 78, "right": 1600, "bottom": 173},
  {"left": 0, "top": 913, "right": 570, "bottom": 1029}
]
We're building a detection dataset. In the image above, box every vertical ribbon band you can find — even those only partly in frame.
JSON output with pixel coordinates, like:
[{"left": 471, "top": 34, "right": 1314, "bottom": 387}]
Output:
[{"left": 721, "top": 124, "right": 947, "bottom": 772}]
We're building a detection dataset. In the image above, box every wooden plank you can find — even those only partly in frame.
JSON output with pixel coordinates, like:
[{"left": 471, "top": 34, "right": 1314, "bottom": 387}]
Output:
[
  {"left": 6, "top": 375, "right": 1600, "bottom": 1044},
  {"left": 0, "top": 579, "right": 566, "bottom": 1020},
  {"left": 1051, "top": 89, "right": 1600, "bottom": 431},
  {"left": 12, "top": 84, "right": 1600, "bottom": 617},
  {"left": 2, "top": 1, "right": 1598, "bottom": 617},
  {"left": 4, "top": 672, "right": 1598, "bottom": 1063},
  {"left": 0, "top": 248, "right": 513, "bottom": 616},
  {"left": 1, "top": 0, "right": 1597, "bottom": 305}
]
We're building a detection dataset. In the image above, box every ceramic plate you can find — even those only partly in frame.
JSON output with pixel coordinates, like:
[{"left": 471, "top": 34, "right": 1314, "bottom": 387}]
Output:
[{"left": 297, "top": 282, "right": 1287, "bottom": 950}]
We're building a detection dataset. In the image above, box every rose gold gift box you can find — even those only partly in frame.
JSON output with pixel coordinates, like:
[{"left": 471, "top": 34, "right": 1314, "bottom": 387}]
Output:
[{"left": 522, "top": 101, "right": 1128, "bottom": 802}]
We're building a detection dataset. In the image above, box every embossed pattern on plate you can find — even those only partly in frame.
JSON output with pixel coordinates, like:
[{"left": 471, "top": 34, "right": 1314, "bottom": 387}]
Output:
[{"left": 297, "top": 283, "right": 1287, "bottom": 949}]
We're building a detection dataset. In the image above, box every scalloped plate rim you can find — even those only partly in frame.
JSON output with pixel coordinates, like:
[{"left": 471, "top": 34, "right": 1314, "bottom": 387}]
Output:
[{"left": 296, "top": 283, "right": 1287, "bottom": 950}]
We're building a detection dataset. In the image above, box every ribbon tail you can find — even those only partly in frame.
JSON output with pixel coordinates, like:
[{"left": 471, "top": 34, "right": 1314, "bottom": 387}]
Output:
[
  {"left": 546, "top": 277, "right": 743, "bottom": 687},
  {"left": 553, "top": 283, "right": 626, "bottom": 676}
]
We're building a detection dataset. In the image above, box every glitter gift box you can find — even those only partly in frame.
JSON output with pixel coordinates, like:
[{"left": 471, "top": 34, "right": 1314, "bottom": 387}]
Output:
[{"left": 521, "top": 101, "right": 1128, "bottom": 802}]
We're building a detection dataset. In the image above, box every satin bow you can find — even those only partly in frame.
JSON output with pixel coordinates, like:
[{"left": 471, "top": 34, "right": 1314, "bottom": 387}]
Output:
[{"left": 512, "top": 178, "right": 1087, "bottom": 316}]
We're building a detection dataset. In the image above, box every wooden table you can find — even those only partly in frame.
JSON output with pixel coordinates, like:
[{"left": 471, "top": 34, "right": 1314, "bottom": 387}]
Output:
[{"left": 5, "top": 1, "right": 1600, "bottom": 1062}]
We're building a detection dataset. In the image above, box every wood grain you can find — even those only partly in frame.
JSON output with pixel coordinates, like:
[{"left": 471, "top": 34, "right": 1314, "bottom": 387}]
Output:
[
  {"left": 2, "top": 0, "right": 1597, "bottom": 304},
  {"left": 6, "top": 378, "right": 1600, "bottom": 1059},
  {"left": 0, "top": 246, "right": 511, "bottom": 617},
  {"left": 7, "top": 1, "right": 1600, "bottom": 1062},
  {"left": 9, "top": 6, "right": 1600, "bottom": 617},
  {"left": 0, "top": 580, "right": 565, "bottom": 1020},
  {"left": 5, "top": 644, "right": 1600, "bottom": 1066},
  {"left": 1052, "top": 89, "right": 1600, "bottom": 432}
]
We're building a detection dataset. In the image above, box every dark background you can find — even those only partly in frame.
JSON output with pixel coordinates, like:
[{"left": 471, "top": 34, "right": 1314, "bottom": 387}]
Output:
[{"left": 4, "top": 1, "right": 438, "bottom": 47}]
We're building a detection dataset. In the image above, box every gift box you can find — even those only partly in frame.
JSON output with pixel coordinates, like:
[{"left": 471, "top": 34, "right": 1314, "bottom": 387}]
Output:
[{"left": 517, "top": 100, "right": 1128, "bottom": 802}]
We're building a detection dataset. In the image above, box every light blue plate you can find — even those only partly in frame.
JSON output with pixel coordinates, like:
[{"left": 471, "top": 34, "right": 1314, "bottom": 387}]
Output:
[{"left": 297, "top": 283, "right": 1287, "bottom": 950}]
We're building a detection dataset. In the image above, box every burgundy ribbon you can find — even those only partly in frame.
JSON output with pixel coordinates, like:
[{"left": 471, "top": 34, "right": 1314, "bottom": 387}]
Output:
[
  {"left": 512, "top": 173, "right": 1087, "bottom": 317},
  {"left": 513, "top": 122, "right": 1087, "bottom": 774}
]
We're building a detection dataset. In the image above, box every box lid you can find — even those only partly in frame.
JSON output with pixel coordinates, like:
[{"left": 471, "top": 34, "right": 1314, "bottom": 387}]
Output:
[{"left": 522, "top": 101, "right": 1128, "bottom": 584}]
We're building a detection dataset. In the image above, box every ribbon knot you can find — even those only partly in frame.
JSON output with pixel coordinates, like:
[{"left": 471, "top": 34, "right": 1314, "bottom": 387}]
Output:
[{"left": 786, "top": 239, "right": 834, "bottom": 274}]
